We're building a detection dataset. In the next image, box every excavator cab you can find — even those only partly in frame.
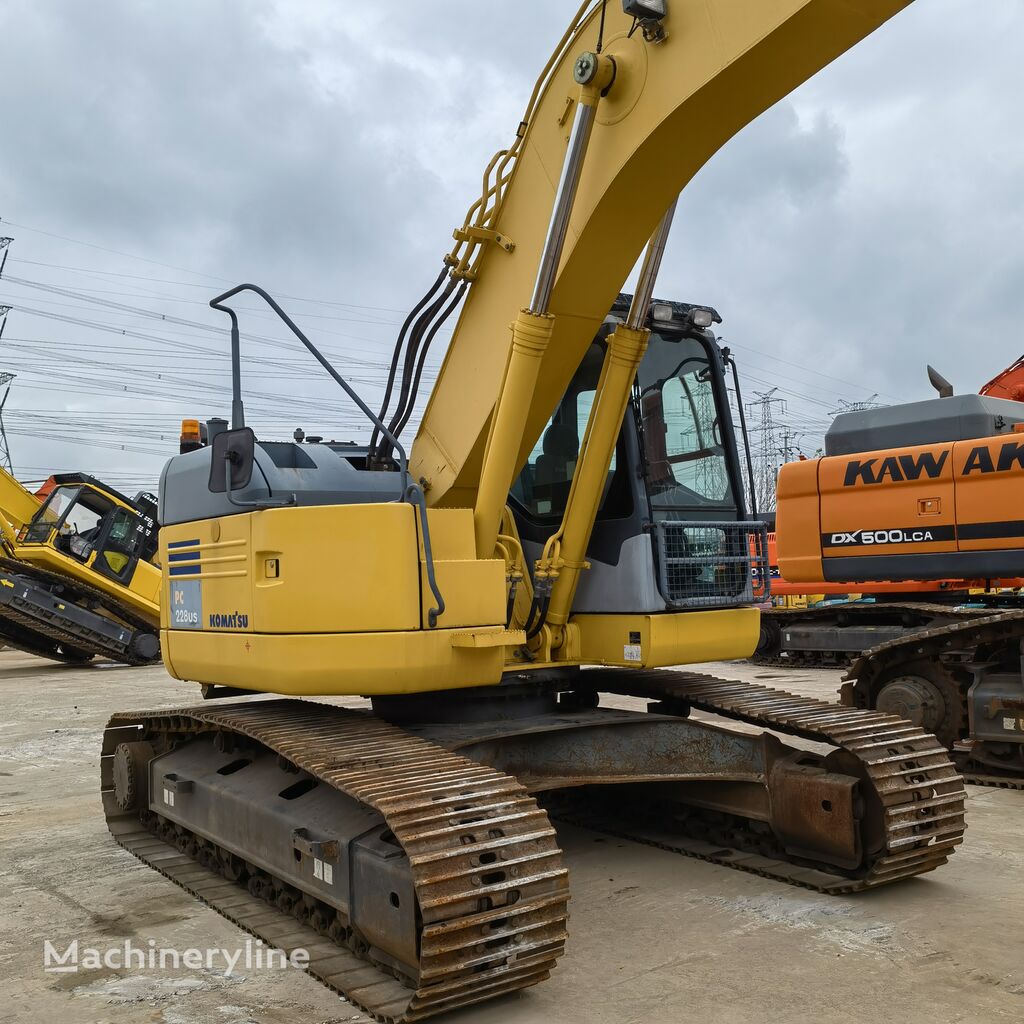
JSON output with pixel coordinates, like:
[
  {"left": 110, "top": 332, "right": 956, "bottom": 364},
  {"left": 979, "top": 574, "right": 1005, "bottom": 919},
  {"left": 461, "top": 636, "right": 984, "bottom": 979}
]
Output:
[
  {"left": 512, "top": 295, "right": 763, "bottom": 619},
  {"left": 20, "top": 475, "right": 159, "bottom": 588}
]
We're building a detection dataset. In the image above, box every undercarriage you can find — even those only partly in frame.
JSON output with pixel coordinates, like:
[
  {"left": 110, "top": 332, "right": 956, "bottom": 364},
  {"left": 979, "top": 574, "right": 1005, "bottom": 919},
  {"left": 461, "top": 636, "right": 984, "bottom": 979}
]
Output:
[
  {"left": 102, "top": 669, "right": 965, "bottom": 1021},
  {"left": 0, "top": 557, "right": 159, "bottom": 666},
  {"left": 844, "top": 611, "right": 1024, "bottom": 788}
]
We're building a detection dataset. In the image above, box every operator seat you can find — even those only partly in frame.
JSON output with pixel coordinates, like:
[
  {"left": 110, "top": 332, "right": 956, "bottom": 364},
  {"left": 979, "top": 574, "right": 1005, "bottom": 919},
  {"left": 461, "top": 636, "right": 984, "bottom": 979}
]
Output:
[{"left": 532, "top": 421, "right": 579, "bottom": 513}]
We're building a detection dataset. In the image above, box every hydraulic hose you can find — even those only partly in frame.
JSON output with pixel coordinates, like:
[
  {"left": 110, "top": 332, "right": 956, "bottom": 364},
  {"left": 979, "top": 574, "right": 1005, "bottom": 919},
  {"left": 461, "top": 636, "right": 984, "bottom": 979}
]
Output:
[
  {"left": 393, "top": 281, "right": 468, "bottom": 440},
  {"left": 369, "top": 265, "right": 448, "bottom": 460},
  {"left": 377, "top": 278, "right": 459, "bottom": 461}
]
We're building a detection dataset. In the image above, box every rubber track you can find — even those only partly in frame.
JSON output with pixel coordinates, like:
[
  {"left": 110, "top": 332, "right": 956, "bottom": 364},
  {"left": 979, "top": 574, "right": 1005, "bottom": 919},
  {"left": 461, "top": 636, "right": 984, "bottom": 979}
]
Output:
[
  {"left": 101, "top": 700, "right": 569, "bottom": 1023},
  {"left": 579, "top": 668, "right": 966, "bottom": 892}
]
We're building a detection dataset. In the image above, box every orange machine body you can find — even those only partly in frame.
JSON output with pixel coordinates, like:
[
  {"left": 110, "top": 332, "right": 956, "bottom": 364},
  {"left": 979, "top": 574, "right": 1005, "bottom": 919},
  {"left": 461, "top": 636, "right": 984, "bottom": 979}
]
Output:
[
  {"left": 777, "top": 434, "right": 1024, "bottom": 585},
  {"left": 761, "top": 532, "right": 988, "bottom": 599}
]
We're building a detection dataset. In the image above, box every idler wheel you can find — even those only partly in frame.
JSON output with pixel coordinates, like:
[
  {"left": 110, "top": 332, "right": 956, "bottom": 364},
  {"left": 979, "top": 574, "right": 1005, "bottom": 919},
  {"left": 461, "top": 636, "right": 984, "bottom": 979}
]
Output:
[
  {"left": 112, "top": 741, "right": 156, "bottom": 812},
  {"left": 874, "top": 660, "right": 963, "bottom": 747}
]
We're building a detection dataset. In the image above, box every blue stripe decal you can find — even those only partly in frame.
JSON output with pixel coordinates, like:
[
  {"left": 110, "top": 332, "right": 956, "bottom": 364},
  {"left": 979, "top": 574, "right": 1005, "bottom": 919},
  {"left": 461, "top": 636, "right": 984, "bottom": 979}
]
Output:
[
  {"left": 167, "top": 551, "right": 200, "bottom": 563},
  {"left": 167, "top": 538, "right": 201, "bottom": 549},
  {"left": 169, "top": 565, "right": 199, "bottom": 576}
]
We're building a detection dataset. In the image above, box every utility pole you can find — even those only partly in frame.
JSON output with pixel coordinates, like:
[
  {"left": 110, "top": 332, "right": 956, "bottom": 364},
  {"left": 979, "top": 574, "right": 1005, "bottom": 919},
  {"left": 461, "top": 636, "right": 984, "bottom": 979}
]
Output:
[
  {"left": 747, "top": 388, "right": 786, "bottom": 513},
  {"left": 0, "top": 371, "right": 15, "bottom": 474},
  {"left": 0, "top": 237, "right": 16, "bottom": 472},
  {"left": 777, "top": 427, "right": 803, "bottom": 465},
  {"left": 775, "top": 428, "right": 803, "bottom": 500},
  {"left": 692, "top": 378, "right": 728, "bottom": 499}
]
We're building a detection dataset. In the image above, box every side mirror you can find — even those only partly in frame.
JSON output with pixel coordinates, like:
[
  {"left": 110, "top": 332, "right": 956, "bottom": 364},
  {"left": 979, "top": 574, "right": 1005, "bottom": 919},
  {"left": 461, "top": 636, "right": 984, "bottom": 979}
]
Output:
[{"left": 208, "top": 427, "right": 256, "bottom": 494}]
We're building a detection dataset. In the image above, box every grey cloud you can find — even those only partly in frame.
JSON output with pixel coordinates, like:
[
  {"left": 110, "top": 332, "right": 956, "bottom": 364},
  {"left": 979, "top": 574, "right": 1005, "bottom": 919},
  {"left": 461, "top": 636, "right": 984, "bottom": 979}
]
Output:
[{"left": 1, "top": 0, "right": 1023, "bottom": 485}]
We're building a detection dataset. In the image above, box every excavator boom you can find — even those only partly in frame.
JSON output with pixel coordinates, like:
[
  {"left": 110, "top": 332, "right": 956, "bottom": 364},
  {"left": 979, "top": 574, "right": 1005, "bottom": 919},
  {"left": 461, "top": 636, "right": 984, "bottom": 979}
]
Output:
[
  {"left": 0, "top": 463, "right": 42, "bottom": 545},
  {"left": 412, "top": 0, "right": 912, "bottom": 509}
]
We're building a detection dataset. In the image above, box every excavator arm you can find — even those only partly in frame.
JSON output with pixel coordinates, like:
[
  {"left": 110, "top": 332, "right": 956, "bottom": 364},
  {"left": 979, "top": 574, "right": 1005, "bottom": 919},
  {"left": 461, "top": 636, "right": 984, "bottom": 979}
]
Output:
[{"left": 412, "top": 0, "right": 913, "bottom": 512}]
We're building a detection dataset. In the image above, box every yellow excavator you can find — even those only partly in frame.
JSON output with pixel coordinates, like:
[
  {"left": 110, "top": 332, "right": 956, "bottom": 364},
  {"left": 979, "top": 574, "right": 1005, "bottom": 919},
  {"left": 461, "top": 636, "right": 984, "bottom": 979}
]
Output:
[
  {"left": 102, "top": 2, "right": 962, "bottom": 1019},
  {"left": 0, "top": 467, "right": 160, "bottom": 664}
]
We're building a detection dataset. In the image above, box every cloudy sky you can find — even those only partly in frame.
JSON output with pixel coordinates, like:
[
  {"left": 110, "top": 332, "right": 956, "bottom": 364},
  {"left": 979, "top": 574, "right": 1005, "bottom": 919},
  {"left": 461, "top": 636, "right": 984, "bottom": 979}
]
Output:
[{"left": 1, "top": 0, "right": 1022, "bottom": 497}]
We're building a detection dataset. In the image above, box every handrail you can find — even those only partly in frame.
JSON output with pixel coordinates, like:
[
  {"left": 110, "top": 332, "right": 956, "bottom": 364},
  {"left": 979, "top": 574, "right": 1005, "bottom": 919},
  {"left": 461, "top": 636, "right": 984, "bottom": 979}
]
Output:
[
  {"left": 208, "top": 283, "right": 445, "bottom": 625},
  {"left": 209, "top": 283, "right": 410, "bottom": 494}
]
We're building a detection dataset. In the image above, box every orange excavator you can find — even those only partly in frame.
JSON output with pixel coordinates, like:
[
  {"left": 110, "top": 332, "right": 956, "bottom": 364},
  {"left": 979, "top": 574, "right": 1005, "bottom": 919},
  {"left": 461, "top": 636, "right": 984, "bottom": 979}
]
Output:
[
  {"left": 775, "top": 356, "right": 1024, "bottom": 785},
  {"left": 755, "top": 357, "right": 1024, "bottom": 672}
]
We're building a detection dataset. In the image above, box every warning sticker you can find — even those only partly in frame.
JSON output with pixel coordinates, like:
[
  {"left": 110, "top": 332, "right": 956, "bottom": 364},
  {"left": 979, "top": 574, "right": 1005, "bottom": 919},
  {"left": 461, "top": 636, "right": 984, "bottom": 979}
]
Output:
[{"left": 623, "top": 644, "right": 642, "bottom": 663}]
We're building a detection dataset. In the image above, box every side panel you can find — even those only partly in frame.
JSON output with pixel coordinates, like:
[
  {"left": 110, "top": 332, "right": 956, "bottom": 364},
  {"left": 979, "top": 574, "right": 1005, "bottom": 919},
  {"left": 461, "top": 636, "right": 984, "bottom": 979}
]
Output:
[
  {"left": 162, "top": 506, "right": 424, "bottom": 636},
  {"left": 251, "top": 505, "right": 422, "bottom": 634},
  {"left": 163, "top": 515, "right": 254, "bottom": 633},
  {"left": 161, "top": 504, "right": 510, "bottom": 696},
  {"left": 952, "top": 436, "right": 1024, "bottom": 551},
  {"left": 775, "top": 458, "right": 824, "bottom": 583},
  {"left": 778, "top": 434, "right": 1024, "bottom": 584},
  {"left": 818, "top": 442, "right": 956, "bottom": 561},
  {"left": 573, "top": 608, "right": 760, "bottom": 668},
  {"left": 417, "top": 508, "right": 506, "bottom": 630}
]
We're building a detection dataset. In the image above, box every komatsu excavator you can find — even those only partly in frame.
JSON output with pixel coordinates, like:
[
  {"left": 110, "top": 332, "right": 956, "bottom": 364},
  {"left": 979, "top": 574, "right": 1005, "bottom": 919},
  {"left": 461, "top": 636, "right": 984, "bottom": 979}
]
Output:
[
  {"left": 0, "top": 467, "right": 161, "bottom": 664},
  {"left": 101, "top": 3, "right": 964, "bottom": 1019}
]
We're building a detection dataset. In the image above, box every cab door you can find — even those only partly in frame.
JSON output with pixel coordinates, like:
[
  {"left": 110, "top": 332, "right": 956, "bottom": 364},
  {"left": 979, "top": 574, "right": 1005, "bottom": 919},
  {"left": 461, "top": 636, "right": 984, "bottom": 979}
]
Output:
[{"left": 91, "top": 506, "right": 149, "bottom": 587}]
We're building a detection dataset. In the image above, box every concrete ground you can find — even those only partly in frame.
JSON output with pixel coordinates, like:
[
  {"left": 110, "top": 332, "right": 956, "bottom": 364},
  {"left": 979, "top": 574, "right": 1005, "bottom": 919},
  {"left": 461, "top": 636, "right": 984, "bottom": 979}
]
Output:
[{"left": 1, "top": 651, "right": 1021, "bottom": 1024}]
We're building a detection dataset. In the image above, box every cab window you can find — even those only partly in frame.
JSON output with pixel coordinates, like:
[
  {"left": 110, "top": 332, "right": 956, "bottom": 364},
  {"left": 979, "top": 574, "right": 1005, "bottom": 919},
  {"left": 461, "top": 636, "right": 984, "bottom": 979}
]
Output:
[
  {"left": 510, "top": 343, "right": 631, "bottom": 522},
  {"left": 97, "top": 507, "right": 143, "bottom": 577},
  {"left": 24, "top": 486, "right": 83, "bottom": 543},
  {"left": 637, "top": 334, "right": 736, "bottom": 510}
]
